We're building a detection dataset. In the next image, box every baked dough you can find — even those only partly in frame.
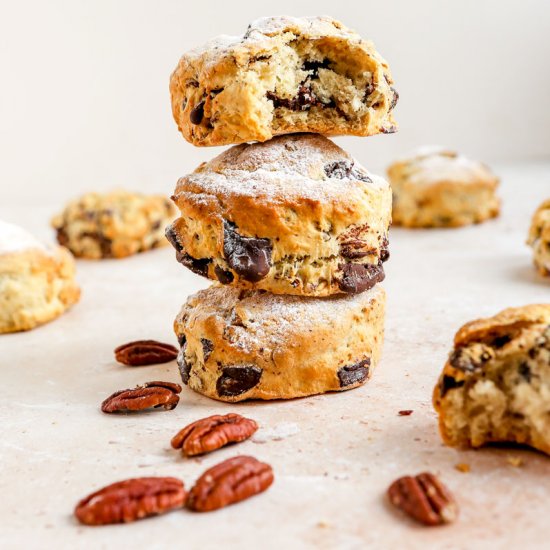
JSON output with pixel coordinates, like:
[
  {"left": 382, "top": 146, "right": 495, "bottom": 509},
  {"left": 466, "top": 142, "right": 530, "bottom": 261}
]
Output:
[
  {"left": 388, "top": 147, "right": 500, "bottom": 228},
  {"left": 51, "top": 190, "right": 177, "bottom": 259},
  {"left": 527, "top": 199, "right": 550, "bottom": 276},
  {"left": 170, "top": 16, "right": 397, "bottom": 147},
  {"left": 433, "top": 304, "right": 550, "bottom": 455},
  {"left": 167, "top": 134, "right": 391, "bottom": 296},
  {"left": 174, "top": 284, "right": 386, "bottom": 402},
  {"left": 0, "top": 220, "right": 80, "bottom": 333}
]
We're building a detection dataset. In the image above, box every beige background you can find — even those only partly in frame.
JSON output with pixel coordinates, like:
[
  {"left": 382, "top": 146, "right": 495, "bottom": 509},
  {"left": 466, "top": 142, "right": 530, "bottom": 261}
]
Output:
[{"left": 0, "top": 0, "right": 549, "bottom": 209}]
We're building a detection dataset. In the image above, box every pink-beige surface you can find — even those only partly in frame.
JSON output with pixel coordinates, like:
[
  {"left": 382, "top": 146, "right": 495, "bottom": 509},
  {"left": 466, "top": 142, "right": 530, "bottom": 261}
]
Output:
[{"left": 0, "top": 164, "right": 548, "bottom": 549}]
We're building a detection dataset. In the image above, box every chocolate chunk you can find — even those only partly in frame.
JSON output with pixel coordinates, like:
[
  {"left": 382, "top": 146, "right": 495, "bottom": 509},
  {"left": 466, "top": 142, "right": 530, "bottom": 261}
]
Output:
[
  {"left": 80, "top": 231, "right": 112, "bottom": 257},
  {"left": 56, "top": 227, "right": 69, "bottom": 247},
  {"left": 380, "top": 236, "right": 390, "bottom": 262},
  {"left": 390, "top": 87, "right": 399, "bottom": 111},
  {"left": 223, "top": 220, "right": 272, "bottom": 283},
  {"left": 177, "top": 334, "right": 186, "bottom": 347},
  {"left": 201, "top": 338, "right": 213, "bottom": 362},
  {"left": 165, "top": 225, "right": 211, "bottom": 277},
  {"left": 302, "top": 58, "right": 330, "bottom": 76},
  {"left": 324, "top": 160, "right": 372, "bottom": 183},
  {"left": 190, "top": 100, "right": 205, "bottom": 125},
  {"left": 518, "top": 362, "right": 532, "bottom": 383},
  {"left": 216, "top": 365, "right": 262, "bottom": 397},
  {"left": 381, "top": 125, "right": 397, "bottom": 134},
  {"left": 214, "top": 265, "right": 234, "bottom": 285},
  {"left": 491, "top": 335, "right": 512, "bottom": 348},
  {"left": 439, "top": 375, "right": 465, "bottom": 398},
  {"left": 266, "top": 85, "right": 321, "bottom": 112},
  {"left": 338, "top": 262, "right": 385, "bottom": 293},
  {"left": 338, "top": 358, "right": 371, "bottom": 387},
  {"left": 177, "top": 343, "right": 190, "bottom": 385}
]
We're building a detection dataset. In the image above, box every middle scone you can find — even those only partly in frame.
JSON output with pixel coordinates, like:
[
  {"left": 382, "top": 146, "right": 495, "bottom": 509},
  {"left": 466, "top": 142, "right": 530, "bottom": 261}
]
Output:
[{"left": 166, "top": 133, "right": 391, "bottom": 296}]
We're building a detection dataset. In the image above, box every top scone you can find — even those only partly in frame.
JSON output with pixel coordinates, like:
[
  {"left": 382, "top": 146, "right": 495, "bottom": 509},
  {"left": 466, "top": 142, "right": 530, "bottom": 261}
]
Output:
[
  {"left": 166, "top": 133, "right": 391, "bottom": 296},
  {"left": 170, "top": 16, "right": 398, "bottom": 146}
]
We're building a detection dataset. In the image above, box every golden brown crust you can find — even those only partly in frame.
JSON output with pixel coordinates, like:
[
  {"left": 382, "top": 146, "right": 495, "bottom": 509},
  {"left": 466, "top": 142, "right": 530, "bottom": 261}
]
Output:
[
  {"left": 388, "top": 147, "right": 500, "bottom": 228},
  {"left": 167, "top": 134, "right": 391, "bottom": 296},
  {"left": 173, "top": 285, "right": 386, "bottom": 402},
  {"left": 0, "top": 245, "right": 80, "bottom": 333},
  {"left": 170, "top": 16, "right": 397, "bottom": 147},
  {"left": 433, "top": 304, "right": 550, "bottom": 455},
  {"left": 51, "top": 190, "right": 177, "bottom": 259}
]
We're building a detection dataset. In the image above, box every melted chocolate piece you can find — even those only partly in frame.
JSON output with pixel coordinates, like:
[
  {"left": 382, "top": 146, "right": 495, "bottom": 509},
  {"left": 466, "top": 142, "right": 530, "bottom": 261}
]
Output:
[
  {"left": 214, "top": 265, "right": 234, "bottom": 285},
  {"left": 302, "top": 58, "right": 330, "bottom": 76},
  {"left": 201, "top": 338, "right": 214, "bottom": 362},
  {"left": 190, "top": 100, "right": 205, "bottom": 124},
  {"left": 79, "top": 231, "right": 112, "bottom": 257},
  {"left": 439, "top": 375, "right": 465, "bottom": 398},
  {"left": 380, "top": 236, "right": 390, "bottom": 262},
  {"left": 165, "top": 225, "right": 211, "bottom": 277},
  {"left": 338, "top": 358, "right": 371, "bottom": 387},
  {"left": 390, "top": 87, "right": 399, "bottom": 111},
  {"left": 177, "top": 343, "right": 190, "bottom": 385},
  {"left": 338, "top": 263, "right": 385, "bottom": 293},
  {"left": 223, "top": 220, "right": 272, "bottom": 283},
  {"left": 266, "top": 85, "right": 321, "bottom": 111},
  {"left": 324, "top": 160, "right": 372, "bottom": 183},
  {"left": 216, "top": 365, "right": 262, "bottom": 397}
]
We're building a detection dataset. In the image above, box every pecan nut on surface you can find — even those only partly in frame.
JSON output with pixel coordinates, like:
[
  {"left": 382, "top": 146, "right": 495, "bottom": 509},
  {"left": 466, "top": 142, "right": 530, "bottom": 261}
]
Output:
[
  {"left": 171, "top": 413, "right": 258, "bottom": 457},
  {"left": 101, "top": 381, "right": 182, "bottom": 413},
  {"left": 74, "top": 477, "right": 187, "bottom": 525},
  {"left": 187, "top": 456, "right": 274, "bottom": 512},
  {"left": 387, "top": 472, "right": 458, "bottom": 526},
  {"left": 114, "top": 340, "right": 178, "bottom": 366}
]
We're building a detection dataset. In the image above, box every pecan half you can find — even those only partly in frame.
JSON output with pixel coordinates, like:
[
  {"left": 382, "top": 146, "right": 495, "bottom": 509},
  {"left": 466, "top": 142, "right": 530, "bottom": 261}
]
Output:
[
  {"left": 171, "top": 414, "right": 258, "bottom": 457},
  {"left": 187, "top": 456, "right": 273, "bottom": 512},
  {"left": 101, "top": 381, "right": 182, "bottom": 413},
  {"left": 387, "top": 472, "right": 458, "bottom": 526},
  {"left": 74, "top": 477, "right": 187, "bottom": 525},
  {"left": 114, "top": 340, "right": 178, "bottom": 366}
]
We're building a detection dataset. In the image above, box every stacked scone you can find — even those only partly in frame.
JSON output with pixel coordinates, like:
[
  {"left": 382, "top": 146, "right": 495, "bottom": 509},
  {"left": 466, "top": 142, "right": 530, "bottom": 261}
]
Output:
[{"left": 166, "top": 16, "right": 397, "bottom": 402}]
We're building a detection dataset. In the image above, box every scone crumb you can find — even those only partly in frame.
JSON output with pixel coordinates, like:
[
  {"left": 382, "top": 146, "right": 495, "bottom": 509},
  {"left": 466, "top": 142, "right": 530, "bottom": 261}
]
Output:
[
  {"left": 454, "top": 463, "right": 470, "bottom": 473},
  {"left": 506, "top": 456, "right": 524, "bottom": 468}
]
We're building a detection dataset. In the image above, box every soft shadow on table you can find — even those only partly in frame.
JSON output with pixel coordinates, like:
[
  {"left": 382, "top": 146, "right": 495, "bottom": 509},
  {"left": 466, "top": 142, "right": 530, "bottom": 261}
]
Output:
[{"left": 507, "top": 264, "right": 549, "bottom": 286}]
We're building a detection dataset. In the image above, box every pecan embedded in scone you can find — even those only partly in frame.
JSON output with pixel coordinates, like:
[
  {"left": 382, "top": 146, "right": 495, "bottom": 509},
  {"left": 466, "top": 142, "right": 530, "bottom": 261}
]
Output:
[
  {"left": 167, "top": 134, "right": 391, "bottom": 297},
  {"left": 387, "top": 147, "right": 500, "bottom": 228},
  {"left": 170, "top": 15, "right": 397, "bottom": 147},
  {"left": 527, "top": 199, "right": 550, "bottom": 277},
  {"left": 51, "top": 190, "right": 177, "bottom": 259},
  {"left": 173, "top": 284, "right": 385, "bottom": 402},
  {"left": 433, "top": 304, "right": 550, "bottom": 455}
]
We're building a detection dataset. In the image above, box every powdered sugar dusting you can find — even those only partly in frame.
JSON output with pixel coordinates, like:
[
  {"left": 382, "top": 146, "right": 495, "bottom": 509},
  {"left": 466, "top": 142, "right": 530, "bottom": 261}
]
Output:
[
  {"left": 176, "top": 134, "right": 388, "bottom": 203},
  {"left": 0, "top": 220, "right": 48, "bottom": 256},
  {"left": 398, "top": 147, "right": 497, "bottom": 186}
]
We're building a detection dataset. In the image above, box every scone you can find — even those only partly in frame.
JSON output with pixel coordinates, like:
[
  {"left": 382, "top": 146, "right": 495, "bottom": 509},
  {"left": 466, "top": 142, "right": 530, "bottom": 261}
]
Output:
[
  {"left": 52, "top": 190, "right": 177, "bottom": 259},
  {"left": 0, "top": 220, "right": 80, "bottom": 333},
  {"left": 174, "top": 284, "right": 386, "bottom": 402},
  {"left": 527, "top": 199, "right": 550, "bottom": 276},
  {"left": 433, "top": 304, "right": 550, "bottom": 455},
  {"left": 170, "top": 15, "right": 398, "bottom": 147},
  {"left": 166, "top": 134, "right": 391, "bottom": 296},
  {"left": 388, "top": 147, "right": 500, "bottom": 228}
]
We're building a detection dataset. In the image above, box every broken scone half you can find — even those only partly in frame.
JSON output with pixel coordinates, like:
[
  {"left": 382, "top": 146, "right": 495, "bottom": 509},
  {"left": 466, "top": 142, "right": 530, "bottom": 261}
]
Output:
[
  {"left": 433, "top": 304, "right": 550, "bottom": 455},
  {"left": 170, "top": 15, "right": 397, "bottom": 146}
]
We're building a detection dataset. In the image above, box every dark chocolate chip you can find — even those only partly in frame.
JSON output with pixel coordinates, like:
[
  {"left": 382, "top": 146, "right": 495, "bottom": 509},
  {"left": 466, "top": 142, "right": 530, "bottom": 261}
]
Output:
[
  {"left": 390, "top": 87, "right": 399, "bottom": 110},
  {"left": 518, "top": 362, "right": 532, "bottom": 383},
  {"left": 266, "top": 85, "right": 320, "bottom": 112},
  {"left": 214, "top": 265, "right": 234, "bottom": 285},
  {"left": 201, "top": 338, "right": 213, "bottom": 362},
  {"left": 216, "top": 365, "right": 262, "bottom": 397},
  {"left": 165, "top": 225, "right": 211, "bottom": 277},
  {"left": 324, "top": 160, "right": 372, "bottom": 183},
  {"left": 439, "top": 375, "right": 465, "bottom": 398},
  {"left": 177, "top": 343, "right": 190, "bottom": 385},
  {"left": 492, "top": 335, "right": 512, "bottom": 348},
  {"left": 302, "top": 58, "right": 330, "bottom": 76},
  {"left": 338, "top": 358, "right": 371, "bottom": 387},
  {"left": 56, "top": 227, "right": 69, "bottom": 247},
  {"left": 380, "top": 236, "right": 390, "bottom": 262},
  {"left": 223, "top": 220, "right": 272, "bottom": 283},
  {"left": 190, "top": 100, "right": 205, "bottom": 125},
  {"left": 80, "top": 231, "right": 112, "bottom": 257},
  {"left": 177, "top": 333, "right": 186, "bottom": 347},
  {"left": 380, "top": 125, "right": 397, "bottom": 134},
  {"left": 338, "top": 262, "right": 385, "bottom": 293}
]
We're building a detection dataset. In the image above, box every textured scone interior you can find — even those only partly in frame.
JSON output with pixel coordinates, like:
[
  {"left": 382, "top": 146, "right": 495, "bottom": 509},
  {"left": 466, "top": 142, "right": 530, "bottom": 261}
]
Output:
[
  {"left": 527, "top": 200, "right": 550, "bottom": 275},
  {"left": 170, "top": 16, "right": 397, "bottom": 145},
  {"left": 434, "top": 306, "right": 550, "bottom": 454}
]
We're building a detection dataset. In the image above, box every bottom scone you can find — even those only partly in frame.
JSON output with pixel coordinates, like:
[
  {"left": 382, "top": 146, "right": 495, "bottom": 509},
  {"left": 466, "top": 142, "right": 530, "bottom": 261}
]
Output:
[
  {"left": 0, "top": 220, "right": 80, "bottom": 333},
  {"left": 174, "top": 284, "right": 385, "bottom": 402},
  {"left": 433, "top": 304, "right": 550, "bottom": 455}
]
